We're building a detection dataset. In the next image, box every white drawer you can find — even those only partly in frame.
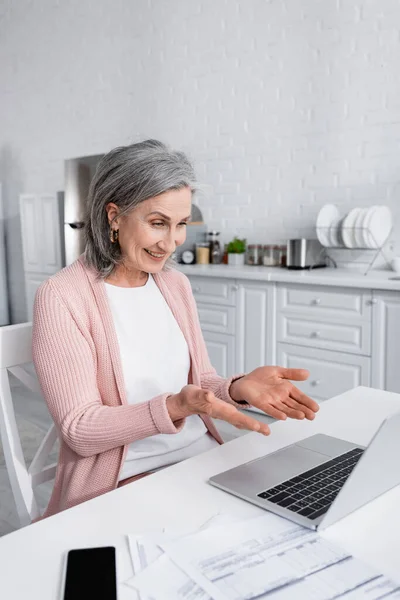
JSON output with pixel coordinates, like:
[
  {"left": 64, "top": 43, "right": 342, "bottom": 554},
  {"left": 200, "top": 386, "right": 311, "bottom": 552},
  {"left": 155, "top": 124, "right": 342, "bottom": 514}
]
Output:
[
  {"left": 203, "top": 331, "right": 235, "bottom": 378},
  {"left": 277, "top": 314, "right": 371, "bottom": 355},
  {"left": 197, "top": 303, "right": 235, "bottom": 334},
  {"left": 189, "top": 276, "right": 237, "bottom": 306},
  {"left": 277, "top": 343, "right": 371, "bottom": 402},
  {"left": 277, "top": 284, "right": 372, "bottom": 322}
]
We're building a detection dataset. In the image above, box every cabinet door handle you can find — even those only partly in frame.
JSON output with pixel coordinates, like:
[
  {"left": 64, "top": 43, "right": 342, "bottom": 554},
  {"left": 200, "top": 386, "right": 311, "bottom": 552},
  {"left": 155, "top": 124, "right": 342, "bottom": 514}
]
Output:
[
  {"left": 193, "top": 286, "right": 201, "bottom": 293},
  {"left": 368, "top": 298, "right": 377, "bottom": 305},
  {"left": 311, "top": 379, "right": 321, "bottom": 387},
  {"left": 311, "top": 298, "right": 321, "bottom": 305},
  {"left": 310, "top": 331, "right": 321, "bottom": 338},
  {"left": 231, "top": 284, "right": 239, "bottom": 291}
]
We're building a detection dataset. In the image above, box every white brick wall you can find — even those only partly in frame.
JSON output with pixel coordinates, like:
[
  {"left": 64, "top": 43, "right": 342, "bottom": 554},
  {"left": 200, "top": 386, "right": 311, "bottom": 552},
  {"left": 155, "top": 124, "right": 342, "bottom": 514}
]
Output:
[{"left": 1, "top": 0, "right": 400, "bottom": 319}]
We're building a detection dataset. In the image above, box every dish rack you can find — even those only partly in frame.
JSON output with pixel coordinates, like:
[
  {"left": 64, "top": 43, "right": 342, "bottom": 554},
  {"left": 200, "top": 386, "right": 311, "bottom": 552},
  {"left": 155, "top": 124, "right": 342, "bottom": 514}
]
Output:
[{"left": 313, "top": 225, "right": 393, "bottom": 275}]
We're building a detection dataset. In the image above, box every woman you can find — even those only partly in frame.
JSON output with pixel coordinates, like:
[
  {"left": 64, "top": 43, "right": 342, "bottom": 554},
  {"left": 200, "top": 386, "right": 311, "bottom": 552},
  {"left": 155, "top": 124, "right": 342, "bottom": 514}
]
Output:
[{"left": 32, "top": 139, "right": 318, "bottom": 518}]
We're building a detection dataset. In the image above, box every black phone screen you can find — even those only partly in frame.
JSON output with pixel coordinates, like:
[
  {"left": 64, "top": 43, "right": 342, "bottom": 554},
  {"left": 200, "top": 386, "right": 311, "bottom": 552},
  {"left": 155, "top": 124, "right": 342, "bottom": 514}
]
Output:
[{"left": 63, "top": 546, "right": 117, "bottom": 600}]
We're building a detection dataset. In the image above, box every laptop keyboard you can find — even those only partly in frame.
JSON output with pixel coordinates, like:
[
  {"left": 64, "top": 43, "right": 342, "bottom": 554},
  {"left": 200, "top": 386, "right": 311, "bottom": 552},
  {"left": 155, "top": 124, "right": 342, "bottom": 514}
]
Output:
[{"left": 257, "top": 447, "right": 364, "bottom": 521}]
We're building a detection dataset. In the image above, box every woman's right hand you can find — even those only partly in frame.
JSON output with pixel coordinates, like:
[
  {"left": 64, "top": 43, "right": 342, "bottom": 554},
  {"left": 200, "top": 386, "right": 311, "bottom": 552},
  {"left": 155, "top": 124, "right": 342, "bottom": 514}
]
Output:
[{"left": 166, "top": 384, "right": 271, "bottom": 435}]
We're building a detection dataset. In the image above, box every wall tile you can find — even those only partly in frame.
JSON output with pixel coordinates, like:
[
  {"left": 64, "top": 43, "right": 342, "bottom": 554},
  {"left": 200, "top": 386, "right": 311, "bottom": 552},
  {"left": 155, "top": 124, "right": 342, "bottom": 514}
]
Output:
[{"left": 1, "top": 0, "right": 400, "bottom": 321}]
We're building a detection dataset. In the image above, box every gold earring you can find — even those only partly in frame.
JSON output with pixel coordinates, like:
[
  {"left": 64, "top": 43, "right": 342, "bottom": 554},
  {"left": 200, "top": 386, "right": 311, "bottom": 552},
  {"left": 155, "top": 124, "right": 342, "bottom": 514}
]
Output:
[{"left": 110, "top": 228, "right": 119, "bottom": 243}]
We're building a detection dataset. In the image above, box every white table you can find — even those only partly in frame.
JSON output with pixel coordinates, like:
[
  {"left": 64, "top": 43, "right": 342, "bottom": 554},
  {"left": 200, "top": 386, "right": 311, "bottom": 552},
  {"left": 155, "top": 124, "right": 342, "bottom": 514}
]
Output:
[{"left": 1, "top": 386, "right": 400, "bottom": 599}]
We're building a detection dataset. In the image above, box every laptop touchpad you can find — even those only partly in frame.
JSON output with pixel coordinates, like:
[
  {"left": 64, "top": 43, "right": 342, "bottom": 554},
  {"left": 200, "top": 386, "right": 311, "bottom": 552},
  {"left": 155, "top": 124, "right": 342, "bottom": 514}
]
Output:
[
  {"left": 254, "top": 445, "right": 329, "bottom": 486},
  {"left": 213, "top": 446, "right": 330, "bottom": 494}
]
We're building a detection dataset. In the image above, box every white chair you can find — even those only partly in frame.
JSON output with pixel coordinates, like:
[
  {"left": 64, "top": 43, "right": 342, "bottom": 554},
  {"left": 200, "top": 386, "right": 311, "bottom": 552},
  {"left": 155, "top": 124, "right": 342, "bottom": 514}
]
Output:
[{"left": 0, "top": 323, "right": 57, "bottom": 526}]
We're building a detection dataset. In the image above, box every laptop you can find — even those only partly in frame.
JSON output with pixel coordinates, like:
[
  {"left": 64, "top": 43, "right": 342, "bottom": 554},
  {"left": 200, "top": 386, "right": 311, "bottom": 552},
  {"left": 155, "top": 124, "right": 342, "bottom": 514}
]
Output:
[{"left": 209, "top": 409, "right": 400, "bottom": 530}]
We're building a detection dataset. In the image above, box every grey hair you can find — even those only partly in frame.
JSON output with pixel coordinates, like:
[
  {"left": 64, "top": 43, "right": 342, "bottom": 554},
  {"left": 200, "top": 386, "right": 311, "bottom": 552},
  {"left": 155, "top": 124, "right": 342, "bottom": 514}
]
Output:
[{"left": 84, "top": 139, "right": 196, "bottom": 278}]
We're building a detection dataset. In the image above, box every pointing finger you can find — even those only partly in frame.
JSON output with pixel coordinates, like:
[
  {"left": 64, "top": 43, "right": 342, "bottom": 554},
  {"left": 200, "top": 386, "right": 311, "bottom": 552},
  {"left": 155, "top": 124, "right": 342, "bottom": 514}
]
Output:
[{"left": 211, "top": 400, "right": 270, "bottom": 435}]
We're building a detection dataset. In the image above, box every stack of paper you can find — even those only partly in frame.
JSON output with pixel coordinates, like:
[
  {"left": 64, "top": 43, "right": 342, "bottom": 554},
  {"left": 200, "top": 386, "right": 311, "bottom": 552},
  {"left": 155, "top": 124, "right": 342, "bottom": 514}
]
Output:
[{"left": 121, "top": 513, "right": 400, "bottom": 599}]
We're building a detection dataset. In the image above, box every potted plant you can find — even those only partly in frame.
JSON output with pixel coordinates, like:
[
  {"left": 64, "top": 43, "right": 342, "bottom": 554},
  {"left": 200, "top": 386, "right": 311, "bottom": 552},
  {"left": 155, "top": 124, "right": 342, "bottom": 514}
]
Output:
[{"left": 226, "top": 237, "right": 246, "bottom": 266}]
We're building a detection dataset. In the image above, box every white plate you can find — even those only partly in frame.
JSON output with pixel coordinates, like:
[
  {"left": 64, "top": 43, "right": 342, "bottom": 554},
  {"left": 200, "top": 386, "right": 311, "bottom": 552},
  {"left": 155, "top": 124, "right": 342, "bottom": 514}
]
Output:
[
  {"left": 353, "top": 208, "right": 368, "bottom": 248},
  {"left": 328, "top": 217, "right": 342, "bottom": 247},
  {"left": 341, "top": 207, "right": 361, "bottom": 248},
  {"left": 364, "top": 205, "right": 392, "bottom": 248},
  {"left": 360, "top": 206, "right": 378, "bottom": 248},
  {"left": 316, "top": 204, "right": 340, "bottom": 247},
  {"left": 317, "top": 226, "right": 330, "bottom": 248}
]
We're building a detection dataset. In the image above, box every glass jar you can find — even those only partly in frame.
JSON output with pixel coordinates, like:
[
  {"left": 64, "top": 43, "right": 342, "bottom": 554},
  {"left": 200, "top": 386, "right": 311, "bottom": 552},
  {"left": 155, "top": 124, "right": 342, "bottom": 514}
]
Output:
[
  {"left": 262, "top": 245, "right": 280, "bottom": 267},
  {"left": 196, "top": 243, "right": 210, "bottom": 265},
  {"left": 279, "top": 244, "right": 287, "bottom": 267},
  {"left": 246, "top": 244, "right": 263, "bottom": 266},
  {"left": 208, "top": 231, "right": 222, "bottom": 264}
]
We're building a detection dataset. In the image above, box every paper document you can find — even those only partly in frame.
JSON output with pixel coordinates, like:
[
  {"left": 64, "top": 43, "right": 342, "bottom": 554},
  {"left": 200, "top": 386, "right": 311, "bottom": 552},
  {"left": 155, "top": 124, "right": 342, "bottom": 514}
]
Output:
[
  {"left": 125, "top": 514, "right": 237, "bottom": 600},
  {"left": 129, "top": 530, "right": 166, "bottom": 576},
  {"left": 160, "top": 513, "right": 400, "bottom": 600},
  {"left": 127, "top": 554, "right": 210, "bottom": 600}
]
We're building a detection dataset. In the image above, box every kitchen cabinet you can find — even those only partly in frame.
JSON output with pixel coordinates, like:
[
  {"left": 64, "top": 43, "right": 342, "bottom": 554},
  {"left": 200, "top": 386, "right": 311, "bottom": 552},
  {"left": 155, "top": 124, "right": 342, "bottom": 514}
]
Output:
[
  {"left": 277, "top": 343, "right": 370, "bottom": 402},
  {"left": 196, "top": 303, "right": 235, "bottom": 335},
  {"left": 19, "top": 194, "right": 64, "bottom": 320},
  {"left": 277, "top": 284, "right": 372, "bottom": 320},
  {"left": 277, "top": 284, "right": 372, "bottom": 355},
  {"left": 203, "top": 331, "right": 235, "bottom": 378},
  {"left": 185, "top": 272, "right": 387, "bottom": 432},
  {"left": 276, "top": 282, "right": 371, "bottom": 400},
  {"left": 236, "top": 281, "right": 276, "bottom": 373},
  {"left": 189, "top": 277, "right": 276, "bottom": 377},
  {"left": 371, "top": 292, "right": 400, "bottom": 393},
  {"left": 190, "top": 276, "right": 236, "bottom": 306},
  {"left": 188, "top": 276, "right": 374, "bottom": 399},
  {"left": 277, "top": 313, "right": 371, "bottom": 355},
  {"left": 189, "top": 276, "right": 237, "bottom": 378}
]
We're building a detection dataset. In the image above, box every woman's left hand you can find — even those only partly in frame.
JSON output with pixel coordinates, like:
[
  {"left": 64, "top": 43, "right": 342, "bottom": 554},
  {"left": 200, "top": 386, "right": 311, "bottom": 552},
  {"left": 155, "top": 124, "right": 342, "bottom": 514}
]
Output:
[{"left": 229, "top": 366, "right": 319, "bottom": 421}]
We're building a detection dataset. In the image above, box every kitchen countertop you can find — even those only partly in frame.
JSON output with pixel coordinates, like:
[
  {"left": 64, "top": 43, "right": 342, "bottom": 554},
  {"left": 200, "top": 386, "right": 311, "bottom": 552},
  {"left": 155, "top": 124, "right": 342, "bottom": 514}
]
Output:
[{"left": 177, "top": 264, "right": 400, "bottom": 291}]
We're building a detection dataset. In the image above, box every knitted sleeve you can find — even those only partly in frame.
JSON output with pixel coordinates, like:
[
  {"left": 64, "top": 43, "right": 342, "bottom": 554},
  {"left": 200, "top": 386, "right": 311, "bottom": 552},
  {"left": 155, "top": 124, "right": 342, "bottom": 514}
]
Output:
[{"left": 32, "top": 281, "right": 184, "bottom": 458}]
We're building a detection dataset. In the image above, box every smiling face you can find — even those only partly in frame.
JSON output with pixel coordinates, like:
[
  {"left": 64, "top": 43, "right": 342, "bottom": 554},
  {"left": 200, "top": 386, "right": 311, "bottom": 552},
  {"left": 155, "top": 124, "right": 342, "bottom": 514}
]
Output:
[{"left": 105, "top": 187, "right": 192, "bottom": 280}]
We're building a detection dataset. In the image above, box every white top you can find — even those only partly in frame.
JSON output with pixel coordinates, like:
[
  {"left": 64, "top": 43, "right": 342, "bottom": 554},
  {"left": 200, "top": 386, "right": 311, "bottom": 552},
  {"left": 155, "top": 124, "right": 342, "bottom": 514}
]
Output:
[
  {"left": 1, "top": 387, "right": 400, "bottom": 600},
  {"left": 105, "top": 274, "right": 217, "bottom": 480}
]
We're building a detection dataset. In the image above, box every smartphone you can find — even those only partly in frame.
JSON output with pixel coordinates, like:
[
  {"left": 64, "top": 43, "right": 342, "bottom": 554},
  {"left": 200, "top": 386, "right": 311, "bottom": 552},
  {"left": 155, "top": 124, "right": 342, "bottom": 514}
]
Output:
[{"left": 63, "top": 546, "right": 117, "bottom": 600}]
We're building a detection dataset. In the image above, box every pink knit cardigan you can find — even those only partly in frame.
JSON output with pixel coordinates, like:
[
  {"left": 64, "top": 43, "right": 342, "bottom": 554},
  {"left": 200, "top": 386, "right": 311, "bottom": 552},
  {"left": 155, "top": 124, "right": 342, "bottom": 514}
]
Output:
[{"left": 32, "top": 256, "right": 241, "bottom": 518}]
